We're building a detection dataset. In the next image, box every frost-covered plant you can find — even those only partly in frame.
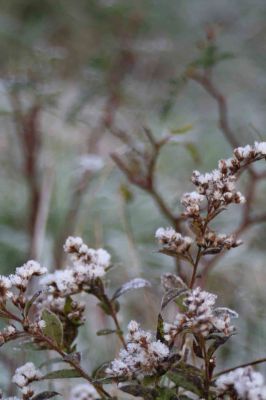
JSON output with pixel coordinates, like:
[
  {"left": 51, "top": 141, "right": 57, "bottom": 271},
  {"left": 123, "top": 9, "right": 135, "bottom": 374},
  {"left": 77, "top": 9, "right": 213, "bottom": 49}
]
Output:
[{"left": 1, "top": 142, "right": 266, "bottom": 399}]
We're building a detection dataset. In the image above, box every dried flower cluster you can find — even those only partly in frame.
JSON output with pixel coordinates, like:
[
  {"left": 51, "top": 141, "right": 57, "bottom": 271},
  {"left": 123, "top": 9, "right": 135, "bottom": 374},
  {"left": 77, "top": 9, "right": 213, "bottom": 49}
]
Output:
[
  {"left": 164, "top": 287, "right": 238, "bottom": 339},
  {"left": 106, "top": 320, "right": 169, "bottom": 378},
  {"left": 43, "top": 236, "right": 111, "bottom": 296},
  {"left": 216, "top": 367, "right": 266, "bottom": 399},
  {"left": 156, "top": 227, "right": 193, "bottom": 253},
  {"left": 12, "top": 362, "right": 42, "bottom": 398}
]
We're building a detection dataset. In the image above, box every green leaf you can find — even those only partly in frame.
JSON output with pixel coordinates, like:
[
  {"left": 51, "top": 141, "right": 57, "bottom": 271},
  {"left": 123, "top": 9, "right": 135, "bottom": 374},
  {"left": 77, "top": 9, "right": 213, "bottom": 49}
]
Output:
[
  {"left": 171, "top": 124, "right": 193, "bottom": 135},
  {"left": 155, "top": 387, "right": 177, "bottom": 400},
  {"left": 42, "top": 369, "right": 82, "bottom": 380},
  {"left": 185, "top": 143, "right": 201, "bottom": 163},
  {"left": 96, "top": 329, "right": 119, "bottom": 336},
  {"left": 120, "top": 385, "right": 156, "bottom": 400},
  {"left": 31, "top": 391, "right": 60, "bottom": 400},
  {"left": 167, "top": 362, "right": 205, "bottom": 396},
  {"left": 41, "top": 309, "right": 63, "bottom": 348},
  {"left": 119, "top": 183, "right": 134, "bottom": 203}
]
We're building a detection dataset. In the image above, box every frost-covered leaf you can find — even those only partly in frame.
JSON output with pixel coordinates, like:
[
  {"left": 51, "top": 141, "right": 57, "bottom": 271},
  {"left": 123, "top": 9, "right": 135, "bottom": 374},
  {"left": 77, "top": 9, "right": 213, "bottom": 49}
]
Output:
[
  {"left": 41, "top": 309, "right": 63, "bottom": 347},
  {"left": 112, "top": 278, "right": 151, "bottom": 300},
  {"left": 42, "top": 369, "right": 82, "bottom": 380},
  {"left": 161, "top": 288, "right": 187, "bottom": 310},
  {"left": 31, "top": 391, "right": 60, "bottom": 400},
  {"left": 213, "top": 307, "right": 238, "bottom": 319},
  {"left": 161, "top": 273, "right": 187, "bottom": 291}
]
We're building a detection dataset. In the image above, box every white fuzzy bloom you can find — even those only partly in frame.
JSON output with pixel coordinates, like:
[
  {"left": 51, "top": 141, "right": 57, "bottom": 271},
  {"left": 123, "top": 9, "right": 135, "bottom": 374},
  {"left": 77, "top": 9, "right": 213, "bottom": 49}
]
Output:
[
  {"left": 216, "top": 367, "right": 266, "bottom": 399},
  {"left": 15, "top": 261, "right": 47, "bottom": 279},
  {"left": 164, "top": 287, "right": 237, "bottom": 339},
  {"left": 41, "top": 270, "right": 78, "bottom": 295},
  {"left": 10, "top": 261, "right": 47, "bottom": 290},
  {"left": 254, "top": 141, "right": 266, "bottom": 156},
  {"left": 63, "top": 237, "right": 111, "bottom": 282},
  {"left": 12, "top": 362, "right": 42, "bottom": 388},
  {"left": 107, "top": 321, "right": 169, "bottom": 378},
  {"left": 0, "top": 276, "right": 12, "bottom": 301},
  {"left": 64, "top": 236, "right": 83, "bottom": 253},
  {"left": 155, "top": 227, "right": 193, "bottom": 254},
  {"left": 70, "top": 383, "right": 98, "bottom": 400}
]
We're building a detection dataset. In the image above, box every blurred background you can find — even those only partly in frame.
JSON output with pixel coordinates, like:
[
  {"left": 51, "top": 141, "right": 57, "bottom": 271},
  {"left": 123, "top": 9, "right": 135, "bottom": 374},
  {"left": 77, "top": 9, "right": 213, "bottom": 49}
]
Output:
[{"left": 1, "top": 0, "right": 266, "bottom": 395}]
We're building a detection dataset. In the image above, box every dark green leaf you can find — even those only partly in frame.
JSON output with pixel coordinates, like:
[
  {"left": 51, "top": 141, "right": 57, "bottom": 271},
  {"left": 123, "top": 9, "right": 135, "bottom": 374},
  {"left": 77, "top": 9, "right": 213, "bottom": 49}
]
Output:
[
  {"left": 155, "top": 387, "right": 177, "bottom": 400},
  {"left": 167, "top": 362, "right": 205, "bottom": 396},
  {"left": 41, "top": 309, "right": 63, "bottom": 347},
  {"left": 207, "top": 335, "right": 230, "bottom": 358},
  {"left": 31, "top": 391, "right": 60, "bottom": 400},
  {"left": 42, "top": 369, "right": 82, "bottom": 380},
  {"left": 120, "top": 385, "right": 156, "bottom": 400}
]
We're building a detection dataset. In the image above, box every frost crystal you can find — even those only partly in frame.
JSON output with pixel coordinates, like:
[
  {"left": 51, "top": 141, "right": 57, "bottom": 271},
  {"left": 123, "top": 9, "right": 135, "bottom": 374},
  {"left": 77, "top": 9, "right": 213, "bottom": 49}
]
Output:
[{"left": 106, "top": 321, "right": 169, "bottom": 378}]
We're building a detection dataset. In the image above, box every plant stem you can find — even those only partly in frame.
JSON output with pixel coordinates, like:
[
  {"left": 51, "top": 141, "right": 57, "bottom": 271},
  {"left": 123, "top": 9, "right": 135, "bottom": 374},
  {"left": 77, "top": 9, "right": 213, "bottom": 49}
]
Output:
[
  {"left": 189, "top": 246, "right": 201, "bottom": 289},
  {"left": 103, "top": 295, "right": 127, "bottom": 349},
  {"left": 30, "top": 331, "right": 111, "bottom": 399},
  {"left": 213, "top": 357, "right": 266, "bottom": 380}
]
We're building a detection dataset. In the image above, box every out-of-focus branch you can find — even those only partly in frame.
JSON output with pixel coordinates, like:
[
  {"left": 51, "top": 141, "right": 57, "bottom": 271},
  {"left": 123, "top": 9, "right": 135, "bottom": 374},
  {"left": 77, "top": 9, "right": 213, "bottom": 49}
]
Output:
[
  {"left": 110, "top": 128, "right": 183, "bottom": 231},
  {"left": 9, "top": 90, "right": 43, "bottom": 259},
  {"left": 188, "top": 70, "right": 238, "bottom": 149},
  {"left": 54, "top": 39, "right": 136, "bottom": 269}
]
